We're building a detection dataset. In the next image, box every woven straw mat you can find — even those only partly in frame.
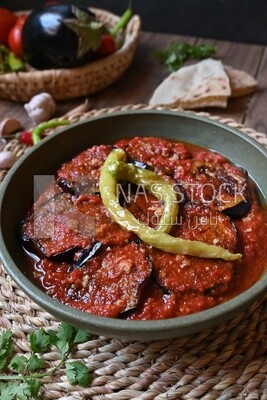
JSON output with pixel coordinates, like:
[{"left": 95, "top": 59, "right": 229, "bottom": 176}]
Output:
[{"left": 1, "top": 105, "right": 267, "bottom": 400}]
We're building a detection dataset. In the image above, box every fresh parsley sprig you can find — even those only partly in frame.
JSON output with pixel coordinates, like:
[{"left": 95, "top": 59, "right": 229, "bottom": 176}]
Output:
[
  {"left": 154, "top": 42, "right": 216, "bottom": 72},
  {"left": 0, "top": 322, "right": 93, "bottom": 400}
]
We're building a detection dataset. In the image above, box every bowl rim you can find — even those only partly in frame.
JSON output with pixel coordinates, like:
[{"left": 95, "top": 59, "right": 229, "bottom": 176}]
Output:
[{"left": 0, "top": 109, "right": 266, "bottom": 339}]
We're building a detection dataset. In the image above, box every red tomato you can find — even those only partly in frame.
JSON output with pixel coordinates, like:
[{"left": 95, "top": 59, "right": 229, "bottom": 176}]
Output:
[
  {"left": 19, "top": 131, "right": 33, "bottom": 146},
  {"left": 98, "top": 35, "right": 117, "bottom": 58},
  {"left": 0, "top": 8, "right": 17, "bottom": 46},
  {"left": 8, "top": 15, "right": 27, "bottom": 58}
]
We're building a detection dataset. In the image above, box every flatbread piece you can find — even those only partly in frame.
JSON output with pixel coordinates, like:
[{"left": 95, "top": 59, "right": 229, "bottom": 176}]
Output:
[
  {"left": 225, "top": 65, "right": 257, "bottom": 97},
  {"left": 149, "top": 58, "right": 231, "bottom": 109}
]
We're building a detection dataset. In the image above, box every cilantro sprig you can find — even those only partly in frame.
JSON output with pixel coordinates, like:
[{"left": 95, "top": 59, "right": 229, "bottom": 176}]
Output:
[
  {"left": 0, "top": 322, "right": 93, "bottom": 399},
  {"left": 154, "top": 42, "right": 216, "bottom": 72}
]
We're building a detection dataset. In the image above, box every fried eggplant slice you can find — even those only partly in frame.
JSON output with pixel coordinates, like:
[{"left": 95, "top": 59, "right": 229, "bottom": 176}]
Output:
[
  {"left": 126, "top": 280, "right": 217, "bottom": 319},
  {"left": 22, "top": 187, "right": 133, "bottom": 258},
  {"left": 116, "top": 136, "right": 190, "bottom": 175},
  {"left": 56, "top": 144, "right": 112, "bottom": 194},
  {"left": 152, "top": 250, "right": 234, "bottom": 295},
  {"left": 81, "top": 243, "right": 152, "bottom": 315},
  {"left": 152, "top": 204, "right": 238, "bottom": 295},
  {"left": 74, "top": 194, "right": 135, "bottom": 247},
  {"left": 72, "top": 241, "right": 102, "bottom": 270},
  {"left": 21, "top": 185, "right": 94, "bottom": 258},
  {"left": 173, "top": 204, "right": 238, "bottom": 252},
  {"left": 125, "top": 281, "right": 178, "bottom": 320},
  {"left": 174, "top": 160, "right": 249, "bottom": 216},
  {"left": 120, "top": 186, "right": 164, "bottom": 229},
  {"left": 37, "top": 242, "right": 153, "bottom": 317}
]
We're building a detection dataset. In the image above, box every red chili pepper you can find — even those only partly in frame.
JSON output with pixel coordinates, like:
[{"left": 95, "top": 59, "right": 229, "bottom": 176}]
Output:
[
  {"left": 97, "top": 35, "right": 117, "bottom": 58},
  {"left": 19, "top": 131, "right": 33, "bottom": 146}
]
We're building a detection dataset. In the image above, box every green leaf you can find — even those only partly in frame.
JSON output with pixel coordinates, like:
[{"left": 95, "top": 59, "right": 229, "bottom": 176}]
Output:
[
  {"left": 0, "top": 382, "right": 17, "bottom": 400},
  {"left": 64, "top": 18, "right": 103, "bottom": 57},
  {"left": 27, "top": 379, "right": 41, "bottom": 399},
  {"left": 54, "top": 323, "right": 82, "bottom": 357},
  {"left": 63, "top": 8, "right": 104, "bottom": 59},
  {"left": 29, "top": 329, "right": 51, "bottom": 354},
  {"left": 27, "top": 354, "right": 46, "bottom": 372},
  {"left": 66, "top": 361, "right": 92, "bottom": 387},
  {"left": 192, "top": 43, "right": 216, "bottom": 59},
  {"left": 13, "top": 383, "right": 32, "bottom": 400},
  {"left": 0, "top": 382, "right": 32, "bottom": 400},
  {"left": 73, "top": 329, "right": 92, "bottom": 344},
  {"left": 0, "top": 330, "right": 14, "bottom": 370},
  {"left": 71, "top": 5, "right": 95, "bottom": 22},
  {"left": 57, "top": 323, "right": 76, "bottom": 345},
  {"left": 0, "top": 325, "right": 93, "bottom": 397},
  {"left": 46, "top": 329, "right": 58, "bottom": 346},
  {"left": 55, "top": 340, "right": 70, "bottom": 358},
  {"left": 154, "top": 42, "right": 216, "bottom": 72},
  {"left": 8, "top": 355, "right": 28, "bottom": 374}
]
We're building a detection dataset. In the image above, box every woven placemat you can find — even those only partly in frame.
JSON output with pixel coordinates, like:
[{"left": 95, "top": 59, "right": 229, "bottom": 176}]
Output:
[{"left": 1, "top": 104, "right": 267, "bottom": 400}]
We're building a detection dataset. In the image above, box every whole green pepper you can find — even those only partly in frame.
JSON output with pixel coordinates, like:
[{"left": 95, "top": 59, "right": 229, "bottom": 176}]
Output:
[
  {"left": 110, "top": 8, "right": 133, "bottom": 37},
  {"left": 99, "top": 149, "right": 241, "bottom": 261},
  {"left": 32, "top": 119, "right": 70, "bottom": 145}
]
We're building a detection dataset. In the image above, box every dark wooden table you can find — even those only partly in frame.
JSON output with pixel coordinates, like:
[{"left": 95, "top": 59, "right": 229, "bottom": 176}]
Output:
[{"left": 0, "top": 31, "right": 267, "bottom": 135}]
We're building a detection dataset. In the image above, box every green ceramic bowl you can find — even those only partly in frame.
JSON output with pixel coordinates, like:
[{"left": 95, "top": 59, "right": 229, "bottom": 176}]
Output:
[{"left": 0, "top": 110, "right": 266, "bottom": 340}]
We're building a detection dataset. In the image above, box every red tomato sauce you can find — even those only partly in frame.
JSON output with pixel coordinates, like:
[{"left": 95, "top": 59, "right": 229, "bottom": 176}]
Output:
[{"left": 21, "top": 137, "right": 267, "bottom": 320}]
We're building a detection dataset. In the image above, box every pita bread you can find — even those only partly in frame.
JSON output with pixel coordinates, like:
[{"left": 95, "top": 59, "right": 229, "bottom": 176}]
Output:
[
  {"left": 224, "top": 65, "right": 257, "bottom": 97},
  {"left": 149, "top": 58, "right": 231, "bottom": 109}
]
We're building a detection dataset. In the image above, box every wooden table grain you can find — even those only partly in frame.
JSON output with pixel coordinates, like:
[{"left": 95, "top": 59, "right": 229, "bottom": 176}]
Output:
[{"left": 0, "top": 31, "right": 266, "bottom": 135}]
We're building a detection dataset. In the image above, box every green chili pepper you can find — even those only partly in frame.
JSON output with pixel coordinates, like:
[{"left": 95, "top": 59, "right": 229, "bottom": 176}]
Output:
[
  {"left": 99, "top": 149, "right": 242, "bottom": 261},
  {"left": 0, "top": 45, "right": 26, "bottom": 73},
  {"left": 8, "top": 52, "right": 25, "bottom": 72},
  {"left": 110, "top": 8, "right": 133, "bottom": 37},
  {"left": 32, "top": 119, "right": 70, "bottom": 145},
  {"left": 107, "top": 158, "right": 178, "bottom": 233}
]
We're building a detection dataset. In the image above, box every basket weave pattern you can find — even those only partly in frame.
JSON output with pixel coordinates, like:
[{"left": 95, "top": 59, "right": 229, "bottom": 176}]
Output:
[
  {"left": 0, "top": 8, "right": 141, "bottom": 102},
  {"left": 1, "top": 105, "right": 267, "bottom": 399}
]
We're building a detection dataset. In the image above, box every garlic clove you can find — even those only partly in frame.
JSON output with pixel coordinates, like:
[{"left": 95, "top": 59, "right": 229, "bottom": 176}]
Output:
[
  {"left": 24, "top": 92, "right": 56, "bottom": 123},
  {"left": 0, "top": 118, "right": 23, "bottom": 137},
  {"left": 0, "top": 151, "right": 17, "bottom": 169}
]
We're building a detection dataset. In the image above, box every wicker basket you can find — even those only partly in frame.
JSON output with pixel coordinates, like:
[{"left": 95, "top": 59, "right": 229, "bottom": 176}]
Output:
[{"left": 0, "top": 8, "right": 141, "bottom": 102}]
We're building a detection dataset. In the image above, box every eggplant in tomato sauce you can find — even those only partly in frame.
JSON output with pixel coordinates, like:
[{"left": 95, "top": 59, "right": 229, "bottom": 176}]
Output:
[{"left": 21, "top": 137, "right": 267, "bottom": 320}]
